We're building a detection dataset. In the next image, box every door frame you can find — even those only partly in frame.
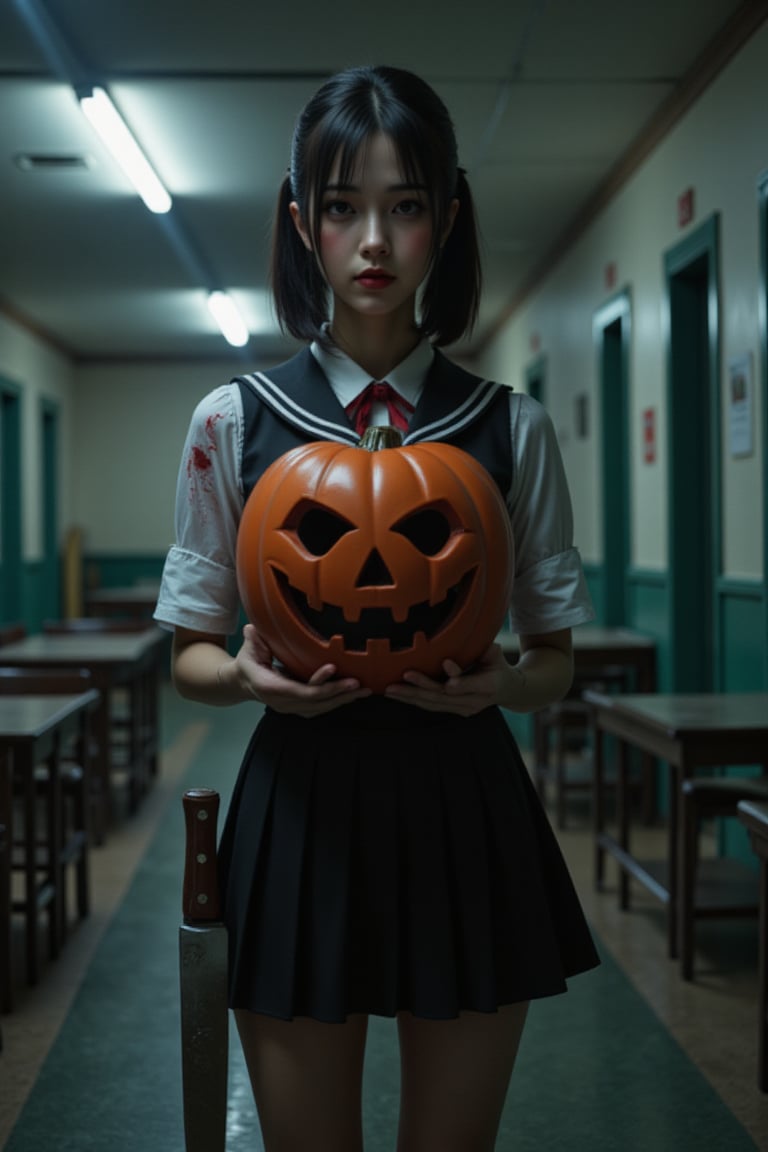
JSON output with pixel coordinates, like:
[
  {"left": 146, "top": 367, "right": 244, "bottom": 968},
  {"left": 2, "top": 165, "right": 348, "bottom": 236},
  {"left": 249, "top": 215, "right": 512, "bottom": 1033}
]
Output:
[
  {"left": 0, "top": 377, "right": 23, "bottom": 623},
  {"left": 524, "top": 354, "right": 547, "bottom": 407},
  {"left": 40, "top": 396, "right": 61, "bottom": 620},
  {"left": 663, "top": 214, "right": 722, "bottom": 690},
  {"left": 593, "top": 289, "right": 632, "bottom": 625}
]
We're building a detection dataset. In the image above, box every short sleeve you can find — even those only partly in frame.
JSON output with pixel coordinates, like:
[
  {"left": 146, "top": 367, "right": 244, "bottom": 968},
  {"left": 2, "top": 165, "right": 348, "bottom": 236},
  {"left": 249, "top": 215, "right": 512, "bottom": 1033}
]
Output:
[
  {"left": 153, "top": 384, "right": 245, "bottom": 635},
  {"left": 506, "top": 393, "right": 594, "bottom": 635}
]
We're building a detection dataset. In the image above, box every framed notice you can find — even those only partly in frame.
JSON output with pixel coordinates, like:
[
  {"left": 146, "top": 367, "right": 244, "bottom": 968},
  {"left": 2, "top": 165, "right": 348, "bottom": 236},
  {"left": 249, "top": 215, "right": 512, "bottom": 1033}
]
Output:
[{"left": 728, "top": 354, "right": 753, "bottom": 458}]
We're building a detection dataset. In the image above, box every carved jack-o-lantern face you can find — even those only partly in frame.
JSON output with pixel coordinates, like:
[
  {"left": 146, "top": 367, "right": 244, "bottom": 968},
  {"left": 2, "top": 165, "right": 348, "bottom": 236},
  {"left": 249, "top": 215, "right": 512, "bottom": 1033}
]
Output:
[{"left": 236, "top": 427, "right": 514, "bottom": 693}]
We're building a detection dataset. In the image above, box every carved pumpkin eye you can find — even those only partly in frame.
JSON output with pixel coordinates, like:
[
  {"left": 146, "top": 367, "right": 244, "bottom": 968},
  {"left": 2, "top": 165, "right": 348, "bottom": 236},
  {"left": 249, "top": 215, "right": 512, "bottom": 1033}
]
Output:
[
  {"left": 393, "top": 503, "right": 455, "bottom": 556},
  {"left": 293, "top": 504, "right": 355, "bottom": 556}
]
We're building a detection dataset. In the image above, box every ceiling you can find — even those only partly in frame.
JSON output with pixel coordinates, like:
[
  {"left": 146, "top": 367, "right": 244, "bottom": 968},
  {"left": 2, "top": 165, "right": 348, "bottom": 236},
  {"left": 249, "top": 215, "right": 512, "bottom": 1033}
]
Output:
[{"left": 0, "top": 0, "right": 761, "bottom": 365}]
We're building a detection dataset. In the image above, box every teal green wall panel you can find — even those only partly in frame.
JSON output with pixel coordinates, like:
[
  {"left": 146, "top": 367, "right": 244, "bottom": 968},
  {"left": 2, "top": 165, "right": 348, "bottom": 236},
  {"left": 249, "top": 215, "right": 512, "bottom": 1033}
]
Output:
[
  {"left": 717, "top": 580, "right": 765, "bottom": 865},
  {"left": 717, "top": 580, "right": 766, "bottom": 691},
  {"left": 626, "top": 569, "right": 670, "bottom": 690},
  {"left": 582, "top": 563, "right": 604, "bottom": 623},
  {"left": 21, "top": 560, "right": 59, "bottom": 631},
  {"left": 84, "top": 554, "right": 167, "bottom": 592}
]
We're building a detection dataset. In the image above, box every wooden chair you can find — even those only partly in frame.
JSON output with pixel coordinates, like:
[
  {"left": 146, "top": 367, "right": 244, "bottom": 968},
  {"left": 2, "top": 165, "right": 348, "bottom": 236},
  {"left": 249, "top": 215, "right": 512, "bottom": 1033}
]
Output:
[
  {"left": 533, "top": 664, "right": 631, "bottom": 828},
  {"left": 43, "top": 618, "right": 154, "bottom": 812},
  {"left": 680, "top": 774, "right": 768, "bottom": 980},
  {"left": 0, "top": 666, "right": 97, "bottom": 988},
  {"left": 0, "top": 622, "right": 27, "bottom": 647}
]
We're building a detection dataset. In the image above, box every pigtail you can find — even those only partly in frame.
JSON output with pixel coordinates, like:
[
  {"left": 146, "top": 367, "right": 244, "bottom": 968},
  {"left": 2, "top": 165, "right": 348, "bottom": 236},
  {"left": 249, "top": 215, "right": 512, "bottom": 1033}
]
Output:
[
  {"left": 420, "top": 168, "right": 482, "bottom": 347},
  {"left": 270, "top": 176, "right": 329, "bottom": 341}
]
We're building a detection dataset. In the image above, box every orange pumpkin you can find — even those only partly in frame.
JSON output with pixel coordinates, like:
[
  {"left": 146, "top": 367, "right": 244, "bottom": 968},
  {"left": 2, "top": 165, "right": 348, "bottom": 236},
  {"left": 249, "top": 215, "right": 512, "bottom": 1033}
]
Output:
[{"left": 236, "top": 426, "right": 513, "bottom": 693}]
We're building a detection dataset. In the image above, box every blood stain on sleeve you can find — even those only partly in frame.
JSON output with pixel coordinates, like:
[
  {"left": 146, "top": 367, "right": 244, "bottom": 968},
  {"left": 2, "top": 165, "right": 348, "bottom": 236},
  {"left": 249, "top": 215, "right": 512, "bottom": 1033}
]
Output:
[
  {"left": 190, "top": 446, "right": 212, "bottom": 472},
  {"left": 186, "top": 412, "right": 224, "bottom": 504}
]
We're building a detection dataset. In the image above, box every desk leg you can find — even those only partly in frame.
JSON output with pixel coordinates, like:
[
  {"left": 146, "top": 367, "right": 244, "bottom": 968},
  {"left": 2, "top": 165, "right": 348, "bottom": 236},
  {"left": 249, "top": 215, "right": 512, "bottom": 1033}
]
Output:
[
  {"left": 127, "top": 678, "right": 142, "bottom": 812},
  {"left": 92, "top": 694, "right": 111, "bottom": 842},
  {"left": 638, "top": 654, "right": 658, "bottom": 825},
  {"left": 0, "top": 750, "right": 12, "bottom": 1015},
  {"left": 46, "top": 733, "right": 64, "bottom": 959},
  {"left": 146, "top": 662, "right": 160, "bottom": 779},
  {"left": 20, "top": 756, "right": 39, "bottom": 986},
  {"left": 618, "top": 739, "right": 630, "bottom": 911},
  {"left": 592, "top": 714, "right": 606, "bottom": 890},
  {"left": 668, "top": 762, "right": 680, "bottom": 961},
  {"left": 759, "top": 859, "right": 768, "bottom": 1091}
]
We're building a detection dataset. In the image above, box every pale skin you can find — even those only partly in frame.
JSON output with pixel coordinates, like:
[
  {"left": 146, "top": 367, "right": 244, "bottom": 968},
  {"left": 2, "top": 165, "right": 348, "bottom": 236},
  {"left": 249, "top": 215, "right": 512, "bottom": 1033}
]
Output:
[{"left": 171, "top": 132, "right": 574, "bottom": 1151}]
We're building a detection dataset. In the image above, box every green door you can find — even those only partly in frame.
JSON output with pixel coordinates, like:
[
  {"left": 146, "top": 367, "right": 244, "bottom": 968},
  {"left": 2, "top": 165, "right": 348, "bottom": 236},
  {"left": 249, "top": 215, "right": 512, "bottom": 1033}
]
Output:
[
  {"left": 41, "top": 400, "right": 60, "bottom": 620},
  {"left": 663, "top": 217, "right": 721, "bottom": 691},
  {"left": 594, "top": 292, "right": 631, "bottom": 626}
]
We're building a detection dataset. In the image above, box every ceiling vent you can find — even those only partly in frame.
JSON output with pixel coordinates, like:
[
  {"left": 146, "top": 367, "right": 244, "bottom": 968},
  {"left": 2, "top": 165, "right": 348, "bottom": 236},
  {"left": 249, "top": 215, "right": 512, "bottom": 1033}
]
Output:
[{"left": 14, "top": 153, "right": 94, "bottom": 171}]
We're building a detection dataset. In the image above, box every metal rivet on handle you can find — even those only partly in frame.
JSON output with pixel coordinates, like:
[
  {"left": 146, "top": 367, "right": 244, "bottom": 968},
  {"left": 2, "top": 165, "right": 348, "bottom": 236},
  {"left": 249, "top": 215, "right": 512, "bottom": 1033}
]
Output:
[
  {"left": 197, "top": 809, "right": 208, "bottom": 821},
  {"left": 196, "top": 852, "right": 207, "bottom": 864},
  {"left": 197, "top": 893, "right": 208, "bottom": 905}
]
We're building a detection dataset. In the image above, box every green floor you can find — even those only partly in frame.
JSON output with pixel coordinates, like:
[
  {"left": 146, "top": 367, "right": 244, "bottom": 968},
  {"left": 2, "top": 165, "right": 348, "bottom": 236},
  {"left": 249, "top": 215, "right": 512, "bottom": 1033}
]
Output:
[{"left": 5, "top": 692, "right": 759, "bottom": 1151}]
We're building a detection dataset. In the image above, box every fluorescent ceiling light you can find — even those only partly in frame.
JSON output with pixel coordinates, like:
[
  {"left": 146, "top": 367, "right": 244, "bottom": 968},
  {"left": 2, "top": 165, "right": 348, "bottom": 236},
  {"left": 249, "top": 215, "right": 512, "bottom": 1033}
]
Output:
[
  {"left": 208, "top": 291, "right": 250, "bottom": 347},
  {"left": 79, "top": 87, "right": 172, "bottom": 214}
]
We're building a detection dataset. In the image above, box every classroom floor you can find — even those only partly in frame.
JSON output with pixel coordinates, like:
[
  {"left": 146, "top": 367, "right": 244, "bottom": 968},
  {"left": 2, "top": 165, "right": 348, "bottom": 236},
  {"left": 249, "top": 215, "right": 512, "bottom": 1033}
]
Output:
[{"left": 1, "top": 690, "right": 767, "bottom": 1150}]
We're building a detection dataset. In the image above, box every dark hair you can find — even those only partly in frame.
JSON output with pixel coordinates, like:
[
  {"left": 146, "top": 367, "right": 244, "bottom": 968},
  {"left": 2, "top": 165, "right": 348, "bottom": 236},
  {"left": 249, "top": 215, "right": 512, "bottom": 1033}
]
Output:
[{"left": 270, "top": 65, "right": 482, "bottom": 347}]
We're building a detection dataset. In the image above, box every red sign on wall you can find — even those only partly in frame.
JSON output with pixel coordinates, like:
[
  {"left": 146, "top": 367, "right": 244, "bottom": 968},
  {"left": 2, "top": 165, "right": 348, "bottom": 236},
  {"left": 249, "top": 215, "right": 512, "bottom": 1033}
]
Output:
[
  {"left": 642, "top": 407, "right": 656, "bottom": 463},
  {"left": 677, "top": 187, "right": 695, "bottom": 228}
]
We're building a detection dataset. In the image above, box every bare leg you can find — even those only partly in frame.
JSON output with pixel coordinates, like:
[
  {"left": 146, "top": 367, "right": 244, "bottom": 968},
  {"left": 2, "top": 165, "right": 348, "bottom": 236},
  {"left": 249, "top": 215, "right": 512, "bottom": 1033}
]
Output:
[
  {"left": 234, "top": 1009, "right": 369, "bottom": 1152},
  {"left": 396, "top": 1002, "right": 529, "bottom": 1152}
]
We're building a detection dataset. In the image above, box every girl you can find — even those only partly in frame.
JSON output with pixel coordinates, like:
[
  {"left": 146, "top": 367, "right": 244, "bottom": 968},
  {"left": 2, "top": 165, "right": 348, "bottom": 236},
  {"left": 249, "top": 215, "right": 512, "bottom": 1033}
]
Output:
[{"left": 155, "top": 65, "right": 599, "bottom": 1152}]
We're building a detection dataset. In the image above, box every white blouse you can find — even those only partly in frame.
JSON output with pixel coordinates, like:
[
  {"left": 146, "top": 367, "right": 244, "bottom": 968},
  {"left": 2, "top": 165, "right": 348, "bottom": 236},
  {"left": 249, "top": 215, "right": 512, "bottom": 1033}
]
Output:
[{"left": 154, "top": 341, "right": 594, "bottom": 638}]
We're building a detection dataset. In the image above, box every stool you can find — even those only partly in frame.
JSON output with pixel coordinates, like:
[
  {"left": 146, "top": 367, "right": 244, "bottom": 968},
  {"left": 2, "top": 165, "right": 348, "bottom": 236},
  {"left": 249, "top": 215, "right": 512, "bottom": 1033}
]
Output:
[{"left": 680, "top": 775, "right": 768, "bottom": 980}]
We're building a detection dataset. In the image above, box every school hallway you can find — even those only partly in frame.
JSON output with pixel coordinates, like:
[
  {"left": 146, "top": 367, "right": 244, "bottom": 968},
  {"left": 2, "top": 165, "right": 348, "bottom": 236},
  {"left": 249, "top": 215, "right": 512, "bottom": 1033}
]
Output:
[{"left": 1, "top": 686, "right": 766, "bottom": 1152}]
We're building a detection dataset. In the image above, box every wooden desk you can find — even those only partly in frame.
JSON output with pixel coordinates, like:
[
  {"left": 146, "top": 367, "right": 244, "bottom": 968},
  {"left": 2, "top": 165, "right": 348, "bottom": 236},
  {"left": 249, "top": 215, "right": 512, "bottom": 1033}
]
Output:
[
  {"left": 738, "top": 800, "right": 768, "bottom": 1091},
  {"left": 0, "top": 629, "right": 168, "bottom": 837},
  {"left": 498, "top": 625, "right": 657, "bottom": 690},
  {"left": 568, "top": 626, "right": 656, "bottom": 690},
  {"left": 501, "top": 626, "right": 658, "bottom": 823},
  {"left": 85, "top": 582, "right": 161, "bottom": 619},
  {"left": 0, "top": 691, "right": 99, "bottom": 1011},
  {"left": 586, "top": 691, "right": 768, "bottom": 975}
]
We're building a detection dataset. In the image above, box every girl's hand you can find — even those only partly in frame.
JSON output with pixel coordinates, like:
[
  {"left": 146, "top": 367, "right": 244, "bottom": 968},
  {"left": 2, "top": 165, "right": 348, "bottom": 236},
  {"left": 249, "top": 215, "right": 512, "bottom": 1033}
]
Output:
[
  {"left": 383, "top": 642, "right": 517, "bottom": 716},
  {"left": 234, "top": 623, "right": 371, "bottom": 716}
]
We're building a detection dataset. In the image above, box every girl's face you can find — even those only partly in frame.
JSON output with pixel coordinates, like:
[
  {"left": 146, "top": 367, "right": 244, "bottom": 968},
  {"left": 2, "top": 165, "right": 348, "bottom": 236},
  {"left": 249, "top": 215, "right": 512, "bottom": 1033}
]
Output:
[{"left": 290, "top": 133, "right": 457, "bottom": 330}]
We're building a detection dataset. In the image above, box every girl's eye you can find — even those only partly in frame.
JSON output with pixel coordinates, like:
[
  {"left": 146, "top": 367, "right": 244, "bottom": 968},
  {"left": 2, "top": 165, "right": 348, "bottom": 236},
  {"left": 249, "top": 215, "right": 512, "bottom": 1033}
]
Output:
[
  {"left": 324, "top": 200, "right": 354, "bottom": 217},
  {"left": 394, "top": 199, "right": 425, "bottom": 217}
]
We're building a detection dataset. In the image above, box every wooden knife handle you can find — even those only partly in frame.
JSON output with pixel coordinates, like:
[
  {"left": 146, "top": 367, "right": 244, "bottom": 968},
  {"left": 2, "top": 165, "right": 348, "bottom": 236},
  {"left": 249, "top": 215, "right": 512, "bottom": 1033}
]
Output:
[{"left": 182, "top": 788, "right": 221, "bottom": 924}]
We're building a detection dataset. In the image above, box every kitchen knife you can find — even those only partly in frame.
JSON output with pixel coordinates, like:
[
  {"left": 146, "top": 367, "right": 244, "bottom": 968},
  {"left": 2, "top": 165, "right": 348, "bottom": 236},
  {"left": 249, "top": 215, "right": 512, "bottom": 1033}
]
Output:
[{"left": 179, "top": 787, "right": 228, "bottom": 1152}]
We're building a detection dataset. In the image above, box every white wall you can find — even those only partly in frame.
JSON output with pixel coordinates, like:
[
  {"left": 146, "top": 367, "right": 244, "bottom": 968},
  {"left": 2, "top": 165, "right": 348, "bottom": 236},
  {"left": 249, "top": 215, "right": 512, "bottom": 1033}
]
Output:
[
  {"left": 474, "top": 23, "right": 767, "bottom": 580},
  {"left": 0, "top": 313, "right": 74, "bottom": 562},
  {"left": 71, "top": 361, "right": 246, "bottom": 553}
]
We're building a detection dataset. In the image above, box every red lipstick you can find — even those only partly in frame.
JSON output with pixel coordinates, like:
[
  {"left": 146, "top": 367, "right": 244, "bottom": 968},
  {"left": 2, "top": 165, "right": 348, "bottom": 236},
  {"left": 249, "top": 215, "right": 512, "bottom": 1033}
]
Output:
[{"left": 356, "top": 268, "right": 395, "bottom": 289}]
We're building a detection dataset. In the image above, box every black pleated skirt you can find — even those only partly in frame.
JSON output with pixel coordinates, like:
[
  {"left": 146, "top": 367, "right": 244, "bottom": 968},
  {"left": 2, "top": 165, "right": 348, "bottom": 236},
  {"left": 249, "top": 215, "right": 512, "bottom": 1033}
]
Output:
[{"left": 217, "top": 698, "right": 600, "bottom": 1022}]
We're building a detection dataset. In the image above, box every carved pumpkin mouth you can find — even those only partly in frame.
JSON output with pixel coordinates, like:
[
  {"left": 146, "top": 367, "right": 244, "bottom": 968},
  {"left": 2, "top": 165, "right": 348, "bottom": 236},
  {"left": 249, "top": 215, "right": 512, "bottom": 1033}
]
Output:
[{"left": 274, "top": 570, "right": 476, "bottom": 653}]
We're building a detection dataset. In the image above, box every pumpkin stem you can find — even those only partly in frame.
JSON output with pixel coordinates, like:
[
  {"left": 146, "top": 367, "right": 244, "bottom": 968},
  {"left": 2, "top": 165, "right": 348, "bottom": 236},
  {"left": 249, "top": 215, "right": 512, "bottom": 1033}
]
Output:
[{"left": 358, "top": 425, "right": 404, "bottom": 452}]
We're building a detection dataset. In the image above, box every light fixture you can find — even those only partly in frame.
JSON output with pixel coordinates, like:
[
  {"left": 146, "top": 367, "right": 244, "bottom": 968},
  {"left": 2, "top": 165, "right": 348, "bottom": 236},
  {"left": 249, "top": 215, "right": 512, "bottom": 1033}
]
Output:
[
  {"left": 79, "top": 86, "right": 172, "bottom": 214},
  {"left": 208, "top": 291, "right": 250, "bottom": 348}
]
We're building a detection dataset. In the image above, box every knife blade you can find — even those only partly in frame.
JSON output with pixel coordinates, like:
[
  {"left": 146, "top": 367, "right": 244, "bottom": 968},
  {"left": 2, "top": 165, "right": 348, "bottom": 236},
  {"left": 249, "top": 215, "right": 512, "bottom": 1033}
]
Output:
[{"left": 179, "top": 787, "right": 228, "bottom": 1152}]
